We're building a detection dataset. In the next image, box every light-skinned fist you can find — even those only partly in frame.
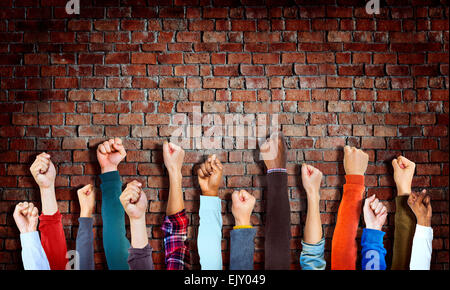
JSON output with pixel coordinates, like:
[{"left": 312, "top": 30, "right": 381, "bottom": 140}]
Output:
[
  {"left": 13, "top": 202, "right": 39, "bottom": 234},
  {"left": 30, "top": 152, "right": 56, "bottom": 189},
  {"left": 197, "top": 154, "right": 223, "bottom": 196},
  {"left": 392, "top": 156, "right": 415, "bottom": 196},
  {"left": 96, "top": 138, "right": 126, "bottom": 174},
  {"left": 77, "top": 184, "right": 96, "bottom": 218},
  {"left": 343, "top": 146, "right": 369, "bottom": 175},
  {"left": 408, "top": 189, "right": 432, "bottom": 227},
  {"left": 163, "top": 141, "right": 185, "bottom": 174},
  {"left": 259, "top": 132, "right": 287, "bottom": 170},
  {"left": 301, "top": 164, "right": 323, "bottom": 198},
  {"left": 363, "top": 194, "right": 388, "bottom": 231},
  {"left": 231, "top": 190, "right": 256, "bottom": 227},
  {"left": 120, "top": 180, "right": 148, "bottom": 221}
]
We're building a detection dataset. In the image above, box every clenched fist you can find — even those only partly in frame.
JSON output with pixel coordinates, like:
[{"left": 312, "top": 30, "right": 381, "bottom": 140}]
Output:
[
  {"left": 120, "top": 180, "right": 148, "bottom": 220},
  {"left": 97, "top": 138, "right": 126, "bottom": 173},
  {"left": 392, "top": 156, "right": 415, "bottom": 196},
  {"left": 343, "top": 146, "right": 369, "bottom": 175},
  {"left": 163, "top": 141, "right": 185, "bottom": 174},
  {"left": 13, "top": 202, "right": 39, "bottom": 234},
  {"left": 363, "top": 194, "right": 388, "bottom": 231},
  {"left": 259, "top": 132, "right": 287, "bottom": 170},
  {"left": 231, "top": 190, "right": 256, "bottom": 227},
  {"left": 301, "top": 164, "right": 323, "bottom": 198},
  {"left": 30, "top": 152, "right": 56, "bottom": 189},
  {"left": 77, "top": 184, "right": 96, "bottom": 218},
  {"left": 408, "top": 190, "right": 432, "bottom": 227},
  {"left": 197, "top": 154, "right": 223, "bottom": 196}
]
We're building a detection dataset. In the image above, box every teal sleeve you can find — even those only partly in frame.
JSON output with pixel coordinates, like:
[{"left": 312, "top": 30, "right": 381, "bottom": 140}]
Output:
[
  {"left": 197, "top": 195, "right": 223, "bottom": 270},
  {"left": 100, "top": 170, "right": 130, "bottom": 270}
]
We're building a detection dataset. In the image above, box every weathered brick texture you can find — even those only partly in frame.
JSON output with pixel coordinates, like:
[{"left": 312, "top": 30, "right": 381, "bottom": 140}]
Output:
[{"left": 0, "top": 0, "right": 448, "bottom": 270}]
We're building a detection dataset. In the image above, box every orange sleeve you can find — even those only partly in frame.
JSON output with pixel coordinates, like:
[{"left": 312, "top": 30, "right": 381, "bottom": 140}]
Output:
[{"left": 331, "top": 175, "right": 365, "bottom": 270}]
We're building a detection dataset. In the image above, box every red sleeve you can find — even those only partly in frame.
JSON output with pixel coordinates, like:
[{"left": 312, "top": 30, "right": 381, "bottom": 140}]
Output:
[
  {"left": 39, "top": 210, "right": 68, "bottom": 270},
  {"left": 331, "top": 175, "right": 365, "bottom": 270}
]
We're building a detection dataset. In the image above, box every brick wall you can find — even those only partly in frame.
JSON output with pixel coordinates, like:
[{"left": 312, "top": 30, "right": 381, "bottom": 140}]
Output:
[{"left": 0, "top": 0, "right": 448, "bottom": 270}]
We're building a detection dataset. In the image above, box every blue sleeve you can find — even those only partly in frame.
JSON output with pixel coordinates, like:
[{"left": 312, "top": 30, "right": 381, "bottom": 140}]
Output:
[
  {"left": 300, "top": 238, "right": 326, "bottom": 270},
  {"left": 100, "top": 170, "right": 130, "bottom": 270},
  {"left": 197, "top": 195, "right": 223, "bottom": 270},
  {"left": 20, "top": 231, "right": 50, "bottom": 270},
  {"left": 361, "top": 228, "right": 387, "bottom": 270},
  {"left": 76, "top": 217, "right": 95, "bottom": 270},
  {"left": 230, "top": 228, "right": 256, "bottom": 270}
]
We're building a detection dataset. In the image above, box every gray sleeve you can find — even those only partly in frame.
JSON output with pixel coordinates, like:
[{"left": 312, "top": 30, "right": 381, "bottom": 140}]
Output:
[
  {"left": 76, "top": 217, "right": 95, "bottom": 270},
  {"left": 230, "top": 228, "right": 256, "bottom": 270},
  {"left": 128, "top": 244, "right": 154, "bottom": 270}
]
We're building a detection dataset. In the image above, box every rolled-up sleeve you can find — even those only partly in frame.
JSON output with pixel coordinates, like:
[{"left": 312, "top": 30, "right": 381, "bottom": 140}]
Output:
[
  {"left": 300, "top": 237, "right": 326, "bottom": 270},
  {"left": 161, "top": 209, "right": 190, "bottom": 270}
]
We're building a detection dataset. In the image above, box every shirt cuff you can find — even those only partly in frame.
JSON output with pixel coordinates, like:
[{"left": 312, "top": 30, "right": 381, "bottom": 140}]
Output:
[
  {"left": 99, "top": 170, "right": 120, "bottom": 183},
  {"left": 200, "top": 195, "right": 221, "bottom": 212},
  {"left": 414, "top": 224, "right": 433, "bottom": 239},
  {"left": 20, "top": 231, "right": 41, "bottom": 249},
  {"left": 78, "top": 217, "right": 93, "bottom": 227},
  {"left": 345, "top": 174, "right": 365, "bottom": 185},
  {"left": 233, "top": 225, "right": 253, "bottom": 230},
  {"left": 267, "top": 168, "right": 287, "bottom": 174},
  {"left": 301, "top": 237, "right": 325, "bottom": 253},
  {"left": 362, "top": 228, "right": 385, "bottom": 245}
]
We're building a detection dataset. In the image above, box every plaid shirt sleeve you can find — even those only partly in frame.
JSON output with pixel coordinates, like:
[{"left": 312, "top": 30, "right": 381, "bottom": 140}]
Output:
[{"left": 161, "top": 209, "right": 190, "bottom": 270}]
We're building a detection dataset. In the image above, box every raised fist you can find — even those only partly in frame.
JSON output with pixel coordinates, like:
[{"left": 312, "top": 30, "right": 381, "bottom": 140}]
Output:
[
  {"left": 197, "top": 154, "right": 223, "bottom": 196},
  {"left": 96, "top": 138, "right": 126, "bottom": 173},
  {"left": 343, "top": 146, "right": 369, "bottom": 175},
  {"left": 301, "top": 164, "right": 323, "bottom": 197},
  {"left": 408, "top": 189, "right": 432, "bottom": 227},
  {"left": 259, "top": 132, "right": 287, "bottom": 170},
  {"left": 231, "top": 190, "right": 256, "bottom": 227},
  {"left": 120, "top": 180, "right": 148, "bottom": 220},
  {"left": 30, "top": 152, "right": 56, "bottom": 189},
  {"left": 77, "top": 184, "right": 96, "bottom": 218},
  {"left": 363, "top": 194, "right": 388, "bottom": 231},
  {"left": 13, "top": 202, "right": 39, "bottom": 234},
  {"left": 392, "top": 156, "right": 415, "bottom": 196},
  {"left": 163, "top": 141, "right": 185, "bottom": 173}
]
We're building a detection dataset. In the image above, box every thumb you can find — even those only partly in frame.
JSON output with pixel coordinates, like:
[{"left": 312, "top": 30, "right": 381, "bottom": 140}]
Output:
[
  {"left": 392, "top": 158, "right": 400, "bottom": 170},
  {"left": 301, "top": 163, "right": 308, "bottom": 177}
]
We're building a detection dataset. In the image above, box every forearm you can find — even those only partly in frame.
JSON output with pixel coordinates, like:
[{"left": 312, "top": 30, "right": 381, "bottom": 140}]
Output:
[
  {"left": 39, "top": 210, "right": 68, "bottom": 270},
  {"left": 303, "top": 193, "right": 322, "bottom": 245},
  {"left": 198, "top": 195, "right": 223, "bottom": 270},
  {"left": 100, "top": 171, "right": 130, "bottom": 270},
  {"left": 361, "top": 228, "right": 387, "bottom": 270},
  {"left": 40, "top": 186, "right": 58, "bottom": 215},
  {"left": 230, "top": 227, "right": 256, "bottom": 270},
  {"left": 20, "top": 231, "right": 51, "bottom": 270},
  {"left": 265, "top": 171, "right": 291, "bottom": 270},
  {"left": 391, "top": 195, "right": 416, "bottom": 270},
  {"left": 76, "top": 217, "right": 94, "bottom": 270},
  {"left": 410, "top": 224, "right": 433, "bottom": 270},
  {"left": 167, "top": 171, "right": 184, "bottom": 215},
  {"left": 130, "top": 218, "right": 149, "bottom": 249},
  {"left": 331, "top": 175, "right": 364, "bottom": 270}
]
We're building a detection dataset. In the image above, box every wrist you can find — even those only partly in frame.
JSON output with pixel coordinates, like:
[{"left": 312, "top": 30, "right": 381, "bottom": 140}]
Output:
[
  {"left": 202, "top": 189, "right": 219, "bottom": 197},
  {"left": 130, "top": 215, "right": 146, "bottom": 224},
  {"left": 366, "top": 224, "right": 382, "bottom": 231},
  {"left": 101, "top": 165, "right": 118, "bottom": 174},
  {"left": 417, "top": 217, "right": 431, "bottom": 227},
  {"left": 235, "top": 217, "right": 251, "bottom": 227},
  {"left": 396, "top": 185, "right": 411, "bottom": 196},
  {"left": 80, "top": 209, "right": 93, "bottom": 218},
  {"left": 40, "top": 186, "right": 55, "bottom": 195},
  {"left": 20, "top": 227, "right": 36, "bottom": 234}
]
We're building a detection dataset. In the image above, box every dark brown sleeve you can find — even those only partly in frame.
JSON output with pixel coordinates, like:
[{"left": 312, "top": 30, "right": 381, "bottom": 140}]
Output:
[
  {"left": 264, "top": 172, "right": 291, "bottom": 270},
  {"left": 391, "top": 195, "right": 416, "bottom": 270}
]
